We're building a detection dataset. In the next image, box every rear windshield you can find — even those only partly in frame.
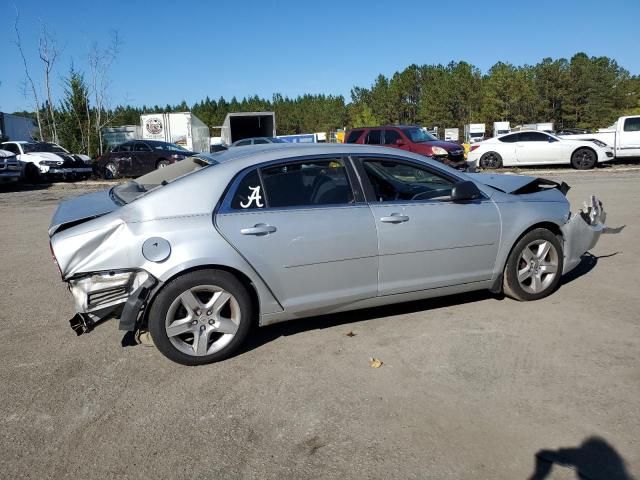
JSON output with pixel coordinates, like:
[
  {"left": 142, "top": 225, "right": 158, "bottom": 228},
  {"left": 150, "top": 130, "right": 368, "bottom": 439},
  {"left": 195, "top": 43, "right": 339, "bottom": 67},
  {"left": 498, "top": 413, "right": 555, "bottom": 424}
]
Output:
[{"left": 111, "top": 156, "right": 215, "bottom": 204}]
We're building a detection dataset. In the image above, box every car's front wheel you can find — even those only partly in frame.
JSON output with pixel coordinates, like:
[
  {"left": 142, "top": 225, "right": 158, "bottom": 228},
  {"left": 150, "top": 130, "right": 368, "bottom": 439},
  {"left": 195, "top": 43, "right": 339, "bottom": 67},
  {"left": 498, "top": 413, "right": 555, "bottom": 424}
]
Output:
[
  {"left": 157, "top": 159, "right": 170, "bottom": 169},
  {"left": 503, "top": 228, "right": 563, "bottom": 301},
  {"left": 479, "top": 151, "right": 503, "bottom": 169},
  {"left": 571, "top": 148, "right": 596, "bottom": 170},
  {"left": 104, "top": 162, "right": 119, "bottom": 179},
  {"left": 148, "top": 270, "right": 253, "bottom": 365}
]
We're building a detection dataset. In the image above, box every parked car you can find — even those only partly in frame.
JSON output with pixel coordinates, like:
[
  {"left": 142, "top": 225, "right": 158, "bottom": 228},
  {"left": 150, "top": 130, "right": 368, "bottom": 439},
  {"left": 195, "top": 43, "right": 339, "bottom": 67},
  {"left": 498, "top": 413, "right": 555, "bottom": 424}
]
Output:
[
  {"left": 96, "top": 140, "right": 196, "bottom": 179},
  {"left": 231, "top": 137, "right": 287, "bottom": 147},
  {"left": 467, "top": 130, "right": 614, "bottom": 170},
  {"left": 0, "top": 149, "right": 22, "bottom": 183},
  {"left": 345, "top": 126, "right": 467, "bottom": 169},
  {"left": 48, "top": 144, "right": 607, "bottom": 365},
  {"left": 0, "top": 141, "right": 92, "bottom": 181}
]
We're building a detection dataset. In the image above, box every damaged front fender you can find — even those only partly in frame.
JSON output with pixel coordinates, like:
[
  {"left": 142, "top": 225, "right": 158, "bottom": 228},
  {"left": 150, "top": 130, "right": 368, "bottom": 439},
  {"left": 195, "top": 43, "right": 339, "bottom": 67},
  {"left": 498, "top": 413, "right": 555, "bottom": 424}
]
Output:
[{"left": 562, "top": 196, "right": 606, "bottom": 274}]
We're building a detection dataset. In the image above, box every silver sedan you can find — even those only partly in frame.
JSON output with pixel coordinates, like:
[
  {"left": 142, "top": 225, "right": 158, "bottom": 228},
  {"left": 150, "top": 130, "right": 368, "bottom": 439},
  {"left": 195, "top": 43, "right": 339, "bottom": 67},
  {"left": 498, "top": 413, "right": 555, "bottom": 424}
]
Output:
[{"left": 49, "top": 144, "right": 606, "bottom": 365}]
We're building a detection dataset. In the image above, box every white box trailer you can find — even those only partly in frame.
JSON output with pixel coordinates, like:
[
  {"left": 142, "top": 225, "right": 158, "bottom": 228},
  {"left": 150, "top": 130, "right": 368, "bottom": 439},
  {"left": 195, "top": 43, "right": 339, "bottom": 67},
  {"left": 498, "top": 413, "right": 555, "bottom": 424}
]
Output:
[
  {"left": 464, "top": 123, "right": 485, "bottom": 143},
  {"left": 101, "top": 125, "right": 142, "bottom": 148},
  {"left": 536, "top": 122, "right": 554, "bottom": 133},
  {"left": 493, "top": 121, "right": 511, "bottom": 136},
  {"left": 444, "top": 128, "right": 459, "bottom": 142},
  {"left": 141, "top": 112, "right": 210, "bottom": 153},
  {"left": 218, "top": 112, "right": 276, "bottom": 146},
  {"left": 0, "top": 112, "right": 37, "bottom": 141}
]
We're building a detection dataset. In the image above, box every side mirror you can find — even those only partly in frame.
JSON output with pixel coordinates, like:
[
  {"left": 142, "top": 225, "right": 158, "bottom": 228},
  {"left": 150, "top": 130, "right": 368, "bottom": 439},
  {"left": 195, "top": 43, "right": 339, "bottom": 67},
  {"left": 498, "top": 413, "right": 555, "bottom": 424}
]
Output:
[
  {"left": 451, "top": 180, "right": 483, "bottom": 202},
  {"left": 548, "top": 136, "right": 557, "bottom": 143},
  {"left": 395, "top": 139, "right": 405, "bottom": 146}
]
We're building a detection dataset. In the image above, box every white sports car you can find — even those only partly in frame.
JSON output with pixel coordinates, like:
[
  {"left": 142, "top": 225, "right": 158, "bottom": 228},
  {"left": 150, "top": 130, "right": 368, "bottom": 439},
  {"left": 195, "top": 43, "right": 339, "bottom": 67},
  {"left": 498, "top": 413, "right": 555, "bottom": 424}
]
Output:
[
  {"left": 467, "top": 131, "right": 614, "bottom": 170},
  {"left": 0, "top": 141, "right": 93, "bottom": 181}
]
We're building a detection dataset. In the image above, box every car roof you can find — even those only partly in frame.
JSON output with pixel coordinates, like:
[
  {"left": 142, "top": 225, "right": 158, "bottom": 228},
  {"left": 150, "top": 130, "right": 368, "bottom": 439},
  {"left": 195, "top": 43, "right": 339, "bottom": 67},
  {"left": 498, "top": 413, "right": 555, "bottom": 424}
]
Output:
[{"left": 202, "top": 142, "right": 442, "bottom": 169}]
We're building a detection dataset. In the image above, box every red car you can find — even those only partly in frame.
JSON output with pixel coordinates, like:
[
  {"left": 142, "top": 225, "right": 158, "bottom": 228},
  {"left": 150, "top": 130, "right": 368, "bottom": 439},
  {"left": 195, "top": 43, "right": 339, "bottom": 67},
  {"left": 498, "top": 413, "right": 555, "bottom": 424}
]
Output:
[{"left": 345, "top": 125, "right": 466, "bottom": 169}]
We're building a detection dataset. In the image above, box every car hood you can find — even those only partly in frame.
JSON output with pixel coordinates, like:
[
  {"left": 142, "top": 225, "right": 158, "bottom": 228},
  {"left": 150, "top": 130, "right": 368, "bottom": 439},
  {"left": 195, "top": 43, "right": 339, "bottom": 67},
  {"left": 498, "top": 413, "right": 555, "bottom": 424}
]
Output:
[
  {"left": 49, "top": 189, "right": 118, "bottom": 236},
  {"left": 467, "top": 173, "right": 569, "bottom": 196}
]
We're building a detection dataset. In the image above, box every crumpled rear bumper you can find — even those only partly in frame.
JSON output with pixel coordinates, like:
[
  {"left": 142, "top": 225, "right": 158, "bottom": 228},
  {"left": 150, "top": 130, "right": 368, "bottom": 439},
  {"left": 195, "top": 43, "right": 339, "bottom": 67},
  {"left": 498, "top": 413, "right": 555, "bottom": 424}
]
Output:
[
  {"left": 561, "top": 196, "right": 606, "bottom": 274},
  {"left": 67, "top": 269, "right": 157, "bottom": 335}
]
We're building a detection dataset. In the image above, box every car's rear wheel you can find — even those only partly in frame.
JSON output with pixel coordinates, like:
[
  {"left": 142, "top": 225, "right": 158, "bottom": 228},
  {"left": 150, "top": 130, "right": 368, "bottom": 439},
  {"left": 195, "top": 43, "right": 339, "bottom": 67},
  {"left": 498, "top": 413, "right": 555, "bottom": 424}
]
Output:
[
  {"left": 104, "top": 162, "right": 119, "bottom": 179},
  {"left": 571, "top": 148, "right": 596, "bottom": 170},
  {"left": 479, "top": 151, "right": 503, "bottom": 169},
  {"left": 148, "top": 270, "right": 253, "bottom": 365},
  {"left": 503, "top": 228, "right": 563, "bottom": 301},
  {"left": 24, "top": 163, "right": 41, "bottom": 183},
  {"left": 156, "top": 159, "right": 170, "bottom": 169}
]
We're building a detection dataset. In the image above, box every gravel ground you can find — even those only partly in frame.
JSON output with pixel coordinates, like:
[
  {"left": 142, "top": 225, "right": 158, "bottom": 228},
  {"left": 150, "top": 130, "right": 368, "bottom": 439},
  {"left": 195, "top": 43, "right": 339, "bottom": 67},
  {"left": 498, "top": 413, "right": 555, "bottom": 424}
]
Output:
[{"left": 0, "top": 169, "right": 638, "bottom": 480}]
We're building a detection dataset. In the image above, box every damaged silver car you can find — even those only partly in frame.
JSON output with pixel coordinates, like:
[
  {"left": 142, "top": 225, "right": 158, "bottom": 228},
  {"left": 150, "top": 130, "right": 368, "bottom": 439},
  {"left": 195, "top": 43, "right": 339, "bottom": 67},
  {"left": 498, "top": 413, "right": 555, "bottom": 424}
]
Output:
[{"left": 49, "top": 144, "right": 606, "bottom": 365}]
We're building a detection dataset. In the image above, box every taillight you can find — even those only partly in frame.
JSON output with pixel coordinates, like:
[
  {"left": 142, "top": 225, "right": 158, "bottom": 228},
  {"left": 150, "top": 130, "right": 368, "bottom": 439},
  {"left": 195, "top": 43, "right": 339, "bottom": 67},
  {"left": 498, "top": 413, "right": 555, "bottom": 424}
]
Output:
[
  {"left": 470, "top": 145, "right": 480, "bottom": 152},
  {"left": 50, "top": 240, "right": 63, "bottom": 278}
]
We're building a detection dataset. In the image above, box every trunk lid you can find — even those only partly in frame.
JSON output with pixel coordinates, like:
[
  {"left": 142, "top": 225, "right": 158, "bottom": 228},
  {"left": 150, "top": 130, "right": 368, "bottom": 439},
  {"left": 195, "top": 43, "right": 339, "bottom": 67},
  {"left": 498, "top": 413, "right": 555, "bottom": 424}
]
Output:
[{"left": 48, "top": 189, "right": 118, "bottom": 237}]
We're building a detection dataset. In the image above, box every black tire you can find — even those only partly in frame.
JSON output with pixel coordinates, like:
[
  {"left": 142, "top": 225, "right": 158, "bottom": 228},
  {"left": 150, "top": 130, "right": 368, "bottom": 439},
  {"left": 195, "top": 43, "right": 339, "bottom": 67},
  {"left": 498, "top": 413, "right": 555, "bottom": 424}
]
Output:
[
  {"left": 479, "top": 151, "right": 503, "bottom": 169},
  {"left": 24, "top": 163, "right": 41, "bottom": 183},
  {"left": 503, "top": 228, "right": 563, "bottom": 301},
  {"left": 103, "top": 162, "right": 119, "bottom": 179},
  {"left": 156, "top": 159, "right": 170, "bottom": 169},
  {"left": 570, "top": 148, "right": 596, "bottom": 170},
  {"left": 148, "top": 269, "right": 253, "bottom": 366}
]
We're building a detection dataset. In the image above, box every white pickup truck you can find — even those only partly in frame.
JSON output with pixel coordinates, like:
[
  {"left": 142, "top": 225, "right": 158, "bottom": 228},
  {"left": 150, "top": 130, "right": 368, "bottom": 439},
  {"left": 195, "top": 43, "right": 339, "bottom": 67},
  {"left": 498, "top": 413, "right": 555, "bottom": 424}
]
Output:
[{"left": 559, "top": 115, "right": 640, "bottom": 159}]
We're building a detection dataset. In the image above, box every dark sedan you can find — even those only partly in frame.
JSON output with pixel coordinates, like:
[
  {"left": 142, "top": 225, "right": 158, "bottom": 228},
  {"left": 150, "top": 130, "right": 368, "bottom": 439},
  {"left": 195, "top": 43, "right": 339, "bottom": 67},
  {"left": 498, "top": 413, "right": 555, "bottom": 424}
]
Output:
[{"left": 96, "top": 140, "right": 196, "bottom": 179}]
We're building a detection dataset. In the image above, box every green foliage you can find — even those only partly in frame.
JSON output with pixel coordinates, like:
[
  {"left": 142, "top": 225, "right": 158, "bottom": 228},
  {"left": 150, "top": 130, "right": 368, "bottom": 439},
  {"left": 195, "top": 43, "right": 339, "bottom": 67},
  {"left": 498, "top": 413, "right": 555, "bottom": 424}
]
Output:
[{"left": 34, "top": 52, "right": 640, "bottom": 155}]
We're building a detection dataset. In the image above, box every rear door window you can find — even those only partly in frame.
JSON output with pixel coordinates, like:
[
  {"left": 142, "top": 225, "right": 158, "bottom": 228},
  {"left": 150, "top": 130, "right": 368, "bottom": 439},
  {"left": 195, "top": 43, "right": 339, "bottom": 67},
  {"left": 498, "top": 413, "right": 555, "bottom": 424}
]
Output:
[
  {"left": 261, "top": 159, "right": 354, "bottom": 208},
  {"left": 231, "top": 169, "right": 265, "bottom": 210},
  {"left": 519, "top": 132, "right": 548, "bottom": 142},
  {"left": 498, "top": 133, "right": 520, "bottom": 143},
  {"left": 134, "top": 142, "right": 152, "bottom": 152},
  {"left": 253, "top": 138, "right": 269, "bottom": 144},
  {"left": 365, "top": 130, "right": 382, "bottom": 145}
]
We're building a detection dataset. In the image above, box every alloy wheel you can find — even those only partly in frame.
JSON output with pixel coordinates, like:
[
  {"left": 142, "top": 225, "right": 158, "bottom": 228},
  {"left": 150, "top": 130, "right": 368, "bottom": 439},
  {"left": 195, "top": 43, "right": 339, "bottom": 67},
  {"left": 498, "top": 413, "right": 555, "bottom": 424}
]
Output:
[
  {"left": 165, "top": 285, "right": 240, "bottom": 357},
  {"left": 517, "top": 240, "right": 559, "bottom": 294}
]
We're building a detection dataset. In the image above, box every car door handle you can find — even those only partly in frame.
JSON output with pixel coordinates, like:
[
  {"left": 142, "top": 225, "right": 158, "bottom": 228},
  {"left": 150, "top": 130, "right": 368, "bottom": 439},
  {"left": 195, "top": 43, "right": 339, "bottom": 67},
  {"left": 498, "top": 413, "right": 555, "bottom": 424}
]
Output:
[
  {"left": 380, "top": 214, "right": 409, "bottom": 223},
  {"left": 240, "top": 224, "right": 277, "bottom": 236}
]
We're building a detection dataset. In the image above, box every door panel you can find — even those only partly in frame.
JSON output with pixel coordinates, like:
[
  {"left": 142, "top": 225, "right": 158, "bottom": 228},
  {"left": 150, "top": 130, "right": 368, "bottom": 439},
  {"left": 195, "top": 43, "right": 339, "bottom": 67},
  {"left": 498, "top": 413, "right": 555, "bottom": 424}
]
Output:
[
  {"left": 370, "top": 201, "right": 500, "bottom": 294},
  {"left": 516, "top": 132, "right": 564, "bottom": 164},
  {"left": 618, "top": 117, "right": 640, "bottom": 157},
  {"left": 357, "top": 157, "right": 501, "bottom": 295},
  {"left": 217, "top": 206, "right": 378, "bottom": 313}
]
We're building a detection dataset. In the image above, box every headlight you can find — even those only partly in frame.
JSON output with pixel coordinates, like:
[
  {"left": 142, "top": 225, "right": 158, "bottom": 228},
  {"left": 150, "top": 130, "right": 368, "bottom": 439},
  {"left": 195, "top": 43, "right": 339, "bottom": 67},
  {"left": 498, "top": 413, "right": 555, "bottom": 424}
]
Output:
[
  {"left": 591, "top": 139, "right": 607, "bottom": 148},
  {"left": 431, "top": 146, "right": 448, "bottom": 156}
]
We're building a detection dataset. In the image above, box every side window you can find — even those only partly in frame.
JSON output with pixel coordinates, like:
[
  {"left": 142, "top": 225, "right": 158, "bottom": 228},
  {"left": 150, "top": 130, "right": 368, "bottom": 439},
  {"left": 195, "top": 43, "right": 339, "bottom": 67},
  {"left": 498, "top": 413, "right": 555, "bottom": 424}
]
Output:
[
  {"left": 362, "top": 159, "right": 454, "bottom": 202},
  {"left": 134, "top": 142, "right": 152, "bottom": 152},
  {"left": 2, "top": 143, "right": 20, "bottom": 155},
  {"left": 120, "top": 143, "right": 133, "bottom": 152},
  {"left": 111, "top": 145, "right": 121, "bottom": 153},
  {"left": 519, "top": 132, "right": 548, "bottom": 142},
  {"left": 231, "top": 169, "right": 265, "bottom": 210},
  {"left": 498, "top": 133, "right": 519, "bottom": 143},
  {"left": 365, "top": 130, "right": 382, "bottom": 145},
  {"left": 346, "top": 130, "right": 363, "bottom": 143},
  {"left": 253, "top": 138, "right": 268, "bottom": 144},
  {"left": 261, "top": 159, "right": 354, "bottom": 208},
  {"left": 235, "top": 140, "right": 251, "bottom": 146},
  {"left": 623, "top": 117, "right": 640, "bottom": 132},
  {"left": 383, "top": 130, "right": 401, "bottom": 145}
]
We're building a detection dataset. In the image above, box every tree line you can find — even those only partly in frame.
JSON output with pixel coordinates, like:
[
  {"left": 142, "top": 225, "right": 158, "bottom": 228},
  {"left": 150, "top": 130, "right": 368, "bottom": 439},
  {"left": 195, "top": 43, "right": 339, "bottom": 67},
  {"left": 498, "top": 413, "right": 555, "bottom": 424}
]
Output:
[{"left": 10, "top": 51, "right": 640, "bottom": 157}]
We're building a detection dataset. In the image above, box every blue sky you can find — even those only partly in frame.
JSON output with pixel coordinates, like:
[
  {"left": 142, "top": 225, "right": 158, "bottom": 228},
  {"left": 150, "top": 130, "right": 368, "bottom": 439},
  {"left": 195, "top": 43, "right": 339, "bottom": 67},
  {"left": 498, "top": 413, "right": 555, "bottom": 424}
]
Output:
[{"left": 1, "top": 0, "right": 638, "bottom": 113}]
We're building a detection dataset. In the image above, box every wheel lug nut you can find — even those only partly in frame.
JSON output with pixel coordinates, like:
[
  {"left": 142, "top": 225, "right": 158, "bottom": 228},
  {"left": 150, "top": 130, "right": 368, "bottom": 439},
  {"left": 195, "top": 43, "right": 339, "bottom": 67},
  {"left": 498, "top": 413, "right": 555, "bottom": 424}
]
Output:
[
  {"left": 209, "top": 320, "right": 214, "bottom": 325},
  {"left": 191, "top": 320, "right": 197, "bottom": 325},
  {"left": 195, "top": 309, "right": 202, "bottom": 316},
  {"left": 207, "top": 310, "right": 212, "bottom": 316}
]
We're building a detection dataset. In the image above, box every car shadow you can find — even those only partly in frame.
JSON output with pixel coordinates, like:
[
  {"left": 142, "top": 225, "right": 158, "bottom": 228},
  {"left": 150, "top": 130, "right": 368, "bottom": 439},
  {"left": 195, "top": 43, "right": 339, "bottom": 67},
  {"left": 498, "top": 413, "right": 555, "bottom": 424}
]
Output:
[
  {"left": 528, "top": 436, "right": 635, "bottom": 479},
  {"left": 0, "top": 181, "right": 53, "bottom": 193},
  {"left": 239, "top": 252, "right": 615, "bottom": 355}
]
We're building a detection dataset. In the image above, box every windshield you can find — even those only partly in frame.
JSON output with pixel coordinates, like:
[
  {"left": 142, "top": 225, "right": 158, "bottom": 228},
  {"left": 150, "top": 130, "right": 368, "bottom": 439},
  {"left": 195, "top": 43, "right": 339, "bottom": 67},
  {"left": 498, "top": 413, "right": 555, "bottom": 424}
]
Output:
[
  {"left": 111, "top": 156, "right": 215, "bottom": 204},
  {"left": 22, "top": 142, "right": 67, "bottom": 153},
  {"left": 401, "top": 128, "right": 437, "bottom": 143}
]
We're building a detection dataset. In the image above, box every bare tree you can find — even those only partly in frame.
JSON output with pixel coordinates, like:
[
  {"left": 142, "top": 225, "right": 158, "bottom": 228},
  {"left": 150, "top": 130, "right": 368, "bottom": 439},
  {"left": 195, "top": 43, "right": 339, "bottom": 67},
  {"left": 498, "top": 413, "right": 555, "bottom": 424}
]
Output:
[
  {"left": 88, "top": 31, "right": 120, "bottom": 155},
  {"left": 39, "top": 24, "right": 59, "bottom": 143},
  {"left": 14, "top": 8, "right": 43, "bottom": 140}
]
